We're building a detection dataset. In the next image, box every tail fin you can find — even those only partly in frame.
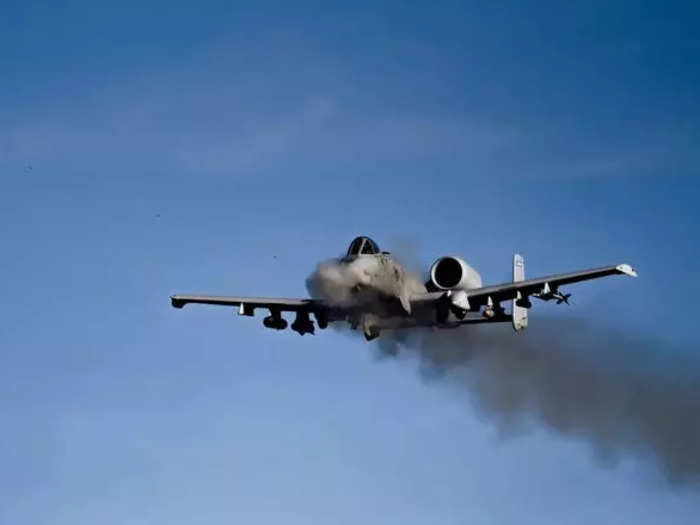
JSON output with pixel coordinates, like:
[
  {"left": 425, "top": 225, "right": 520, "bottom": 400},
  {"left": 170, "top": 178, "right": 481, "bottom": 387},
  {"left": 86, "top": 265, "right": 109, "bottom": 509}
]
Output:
[{"left": 512, "top": 254, "right": 528, "bottom": 332}]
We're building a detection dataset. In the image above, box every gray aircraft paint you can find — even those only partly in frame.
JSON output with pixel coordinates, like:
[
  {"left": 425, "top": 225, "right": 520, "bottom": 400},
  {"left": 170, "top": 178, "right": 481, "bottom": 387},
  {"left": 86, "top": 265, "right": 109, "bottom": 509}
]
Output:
[
  {"left": 171, "top": 236, "right": 637, "bottom": 340},
  {"left": 512, "top": 253, "right": 528, "bottom": 331}
]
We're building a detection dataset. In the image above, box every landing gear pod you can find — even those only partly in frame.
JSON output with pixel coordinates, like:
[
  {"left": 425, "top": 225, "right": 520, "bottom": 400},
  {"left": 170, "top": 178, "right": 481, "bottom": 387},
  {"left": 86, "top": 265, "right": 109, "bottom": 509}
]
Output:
[
  {"left": 512, "top": 254, "right": 528, "bottom": 332},
  {"left": 291, "top": 311, "right": 315, "bottom": 335},
  {"left": 263, "top": 310, "right": 287, "bottom": 330}
]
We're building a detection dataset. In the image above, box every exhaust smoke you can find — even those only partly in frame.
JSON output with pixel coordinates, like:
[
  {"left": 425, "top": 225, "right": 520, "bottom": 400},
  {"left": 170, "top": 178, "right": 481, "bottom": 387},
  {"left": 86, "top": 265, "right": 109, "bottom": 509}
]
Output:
[
  {"left": 380, "top": 321, "right": 700, "bottom": 485},
  {"left": 307, "top": 253, "right": 700, "bottom": 485}
]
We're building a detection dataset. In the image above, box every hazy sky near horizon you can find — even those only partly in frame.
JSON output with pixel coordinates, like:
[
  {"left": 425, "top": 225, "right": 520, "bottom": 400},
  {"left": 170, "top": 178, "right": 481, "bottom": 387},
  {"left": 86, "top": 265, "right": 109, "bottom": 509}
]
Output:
[{"left": 2, "top": 2, "right": 700, "bottom": 523}]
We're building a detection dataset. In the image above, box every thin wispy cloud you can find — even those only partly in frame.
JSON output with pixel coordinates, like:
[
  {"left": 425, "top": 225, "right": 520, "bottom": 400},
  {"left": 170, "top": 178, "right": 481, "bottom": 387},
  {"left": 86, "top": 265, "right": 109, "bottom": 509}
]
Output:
[{"left": 4, "top": 44, "right": 695, "bottom": 181}]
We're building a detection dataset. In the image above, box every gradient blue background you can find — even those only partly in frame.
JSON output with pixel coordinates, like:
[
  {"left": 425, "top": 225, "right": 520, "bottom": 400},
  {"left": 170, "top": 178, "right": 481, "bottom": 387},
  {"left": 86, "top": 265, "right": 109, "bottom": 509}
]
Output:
[{"left": 1, "top": 1, "right": 699, "bottom": 523}]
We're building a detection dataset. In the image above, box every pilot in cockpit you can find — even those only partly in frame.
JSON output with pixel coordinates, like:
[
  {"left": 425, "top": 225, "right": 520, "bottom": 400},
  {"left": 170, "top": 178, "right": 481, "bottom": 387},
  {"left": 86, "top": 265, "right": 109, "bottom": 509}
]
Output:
[{"left": 346, "top": 236, "right": 381, "bottom": 258}]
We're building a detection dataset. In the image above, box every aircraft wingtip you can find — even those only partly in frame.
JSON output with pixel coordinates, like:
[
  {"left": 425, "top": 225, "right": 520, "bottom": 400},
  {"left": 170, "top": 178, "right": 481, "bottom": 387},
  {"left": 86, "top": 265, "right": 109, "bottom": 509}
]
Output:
[
  {"left": 171, "top": 296, "right": 186, "bottom": 308},
  {"left": 616, "top": 264, "right": 638, "bottom": 277}
]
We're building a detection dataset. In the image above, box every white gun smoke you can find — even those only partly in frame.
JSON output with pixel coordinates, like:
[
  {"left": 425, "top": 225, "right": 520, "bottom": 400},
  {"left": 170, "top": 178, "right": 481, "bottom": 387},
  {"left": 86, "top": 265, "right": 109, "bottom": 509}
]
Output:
[{"left": 307, "top": 257, "right": 700, "bottom": 485}]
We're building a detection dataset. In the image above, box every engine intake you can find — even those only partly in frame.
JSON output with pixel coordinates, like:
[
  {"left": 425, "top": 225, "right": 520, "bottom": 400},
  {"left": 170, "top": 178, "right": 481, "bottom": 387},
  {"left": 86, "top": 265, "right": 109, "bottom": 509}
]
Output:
[{"left": 429, "top": 256, "right": 482, "bottom": 291}]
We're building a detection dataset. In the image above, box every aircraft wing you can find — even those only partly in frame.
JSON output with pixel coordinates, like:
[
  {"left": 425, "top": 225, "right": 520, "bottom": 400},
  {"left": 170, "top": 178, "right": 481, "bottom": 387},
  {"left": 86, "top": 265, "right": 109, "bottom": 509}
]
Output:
[
  {"left": 170, "top": 294, "right": 339, "bottom": 335},
  {"left": 171, "top": 295, "right": 319, "bottom": 313},
  {"left": 467, "top": 263, "right": 637, "bottom": 304},
  {"left": 412, "top": 263, "right": 638, "bottom": 309}
]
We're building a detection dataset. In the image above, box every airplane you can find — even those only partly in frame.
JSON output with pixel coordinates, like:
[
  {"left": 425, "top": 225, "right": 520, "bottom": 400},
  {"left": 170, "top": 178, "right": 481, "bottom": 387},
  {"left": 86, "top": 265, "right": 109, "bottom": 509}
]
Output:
[{"left": 170, "top": 236, "right": 637, "bottom": 341}]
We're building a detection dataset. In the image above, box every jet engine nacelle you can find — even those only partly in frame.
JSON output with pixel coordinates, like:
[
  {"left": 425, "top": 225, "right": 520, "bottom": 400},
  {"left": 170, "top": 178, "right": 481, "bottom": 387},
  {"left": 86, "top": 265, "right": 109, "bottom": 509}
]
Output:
[{"left": 429, "top": 256, "right": 483, "bottom": 291}]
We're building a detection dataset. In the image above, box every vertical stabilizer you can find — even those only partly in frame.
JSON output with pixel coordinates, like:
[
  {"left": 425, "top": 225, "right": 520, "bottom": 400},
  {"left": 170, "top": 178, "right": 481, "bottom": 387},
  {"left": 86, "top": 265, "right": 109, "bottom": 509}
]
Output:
[{"left": 512, "top": 254, "right": 528, "bottom": 331}]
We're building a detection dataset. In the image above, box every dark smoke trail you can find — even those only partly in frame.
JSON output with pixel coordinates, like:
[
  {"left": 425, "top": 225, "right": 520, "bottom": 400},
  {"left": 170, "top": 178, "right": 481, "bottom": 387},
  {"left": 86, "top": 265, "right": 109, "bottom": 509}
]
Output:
[
  {"left": 307, "top": 252, "right": 700, "bottom": 485},
  {"left": 378, "top": 320, "right": 700, "bottom": 485}
]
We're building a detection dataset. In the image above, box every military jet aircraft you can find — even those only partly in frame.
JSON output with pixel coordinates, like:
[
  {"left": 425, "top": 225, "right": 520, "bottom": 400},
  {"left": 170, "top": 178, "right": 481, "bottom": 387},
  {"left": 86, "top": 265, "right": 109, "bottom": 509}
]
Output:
[{"left": 171, "top": 236, "right": 637, "bottom": 341}]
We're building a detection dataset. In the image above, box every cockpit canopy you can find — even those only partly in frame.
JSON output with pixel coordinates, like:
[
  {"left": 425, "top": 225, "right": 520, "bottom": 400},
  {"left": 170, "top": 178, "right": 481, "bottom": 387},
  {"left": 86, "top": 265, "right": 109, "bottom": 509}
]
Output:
[{"left": 346, "top": 236, "right": 381, "bottom": 257}]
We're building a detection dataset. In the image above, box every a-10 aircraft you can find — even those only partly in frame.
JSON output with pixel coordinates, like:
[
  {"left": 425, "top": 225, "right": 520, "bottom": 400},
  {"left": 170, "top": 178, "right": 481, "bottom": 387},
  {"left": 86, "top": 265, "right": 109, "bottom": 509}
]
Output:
[{"left": 171, "top": 236, "right": 637, "bottom": 341}]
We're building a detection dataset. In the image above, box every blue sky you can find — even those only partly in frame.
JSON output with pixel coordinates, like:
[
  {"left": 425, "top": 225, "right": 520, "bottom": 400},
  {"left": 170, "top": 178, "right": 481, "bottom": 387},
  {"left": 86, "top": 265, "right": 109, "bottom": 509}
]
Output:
[{"left": 1, "top": 1, "right": 700, "bottom": 523}]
